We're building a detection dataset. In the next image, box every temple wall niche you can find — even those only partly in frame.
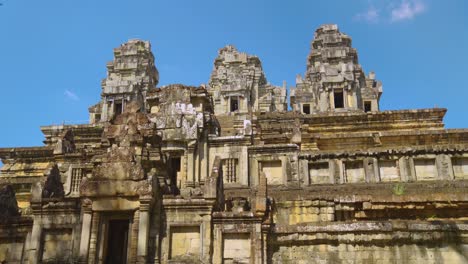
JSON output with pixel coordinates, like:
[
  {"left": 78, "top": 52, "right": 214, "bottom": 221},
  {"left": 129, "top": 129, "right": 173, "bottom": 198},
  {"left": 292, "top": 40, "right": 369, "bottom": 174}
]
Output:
[
  {"left": 261, "top": 160, "right": 283, "bottom": 185},
  {"left": 301, "top": 154, "right": 467, "bottom": 185},
  {"left": 40, "top": 229, "right": 73, "bottom": 262},
  {"left": 222, "top": 233, "right": 251, "bottom": 264},
  {"left": 170, "top": 226, "right": 201, "bottom": 259},
  {"left": 209, "top": 144, "right": 248, "bottom": 185},
  {"left": 309, "top": 161, "right": 331, "bottom": 184},
  {"left": 453, "top": 157, "right": 468, "bottom": 179},
  {"left": 378, "top": 160, "right": 400, "bottom": 182},
  {"left": 414, "top": 158, "right": 438, "bottom": 181},
  {"left": 0, "top": 240, "right": 25, "bottom": 263},
  {"left": 345, "top": 161, "right": 365, "bottom": 183}
]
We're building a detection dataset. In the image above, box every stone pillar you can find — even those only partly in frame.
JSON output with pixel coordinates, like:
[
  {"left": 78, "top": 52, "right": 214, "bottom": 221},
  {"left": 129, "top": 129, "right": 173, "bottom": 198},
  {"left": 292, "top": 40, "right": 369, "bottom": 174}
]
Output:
[
  {"left": 187, "top": 145, "right": 196, "bottom": 184},
  {"left": 240, "top": 146, "right": 248, "bottom": 185},
  {"left": 261, "top": 229, "right": 269, "bottom": 264},
  {"left": 331, "top": 159, "right": 344, "bottom": 184},
  {"left": 299, "top": 159, "right": 309, "bottom": 186},
  {"left": 137, "top": 201, "right": 151, "bottom": 264},
  {"left": 250, "top": 157, "right": 259, "bottom": 187},
  {"left": 256, "top": 172, "right": 267, "bottom": 214},
  {"left": 87, "top": 211, "right": 101, "bottom": 264},
  {"left": 78, "top": 200, "right": 93, "bottom": 264},
  {"left": 28, "top": 216, "right": 42, "bottom": 264},
  {"left": 343, "top": 88, "right": 348, "bottom": 109},
  {"left": 253, "top": 224, "right": 263, "bottom": 264},
  {"left": 364, "top": 157, "right": 378, "bottom": 183},
  {"left": 201, "top": 133, "right": 209, "bottom": 182},
  {"left": 436, "top": 154, "right": 454, "bottom": 180},
  {"left": 212, "top": 226, "right": 222, "bottom": 264},
  {"left": 195, "top": 142, "right": 201, "bottom": 183},
  {"left": 101, "top": 101, "right": 109, "bottom": 122},
  {"left": 373, "top": 158, "right": 380, "bottom": 182},
  {"left": 328, "top": 91, "right": 334, "bottom": 111},
  {"left": 129, "top": 210, "right": 140, "bottom": 263},
  {"left": 201, "top": 214, "right": 212, "bottom": 263},
  {"left": 399, "top": 157, "right": 415, "bottom": 182}
]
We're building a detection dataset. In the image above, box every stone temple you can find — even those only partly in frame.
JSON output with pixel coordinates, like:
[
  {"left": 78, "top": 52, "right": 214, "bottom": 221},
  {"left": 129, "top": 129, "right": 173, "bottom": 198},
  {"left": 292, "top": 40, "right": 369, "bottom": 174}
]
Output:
[{"left": 0, "top": 24, "right": 467, "bottom": 264}]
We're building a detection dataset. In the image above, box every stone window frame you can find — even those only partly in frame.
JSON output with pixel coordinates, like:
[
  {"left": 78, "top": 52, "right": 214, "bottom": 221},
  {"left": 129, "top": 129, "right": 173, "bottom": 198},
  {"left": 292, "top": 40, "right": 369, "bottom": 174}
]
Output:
[
  {"left": 222, "top": 158, "right": 239, "bottom": 184},
  {"left": 64, "top": 165, "right": 90, "bottom": 197}
]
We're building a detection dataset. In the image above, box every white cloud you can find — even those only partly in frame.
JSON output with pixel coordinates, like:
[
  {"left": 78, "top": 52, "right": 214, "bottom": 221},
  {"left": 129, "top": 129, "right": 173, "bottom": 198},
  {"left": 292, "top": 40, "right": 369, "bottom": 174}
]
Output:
[
  {"left": 390, "top": 0, "right": 426, "bottom": 22},
  {"left": 64, "top": 89, "right": 79, "bottom": 101},
  {"left": 354, "top": 6, "right": 380, "bottom": 23},
  {"left": 354, "top": 0, "right": 427, "bottom": 24}
]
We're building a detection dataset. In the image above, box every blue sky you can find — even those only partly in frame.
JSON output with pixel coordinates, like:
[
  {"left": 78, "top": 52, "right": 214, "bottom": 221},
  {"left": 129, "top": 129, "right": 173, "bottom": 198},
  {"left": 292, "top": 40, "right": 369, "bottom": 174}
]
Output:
[{"left": 0, "top": 0, "right": 467, "bottom": 148}]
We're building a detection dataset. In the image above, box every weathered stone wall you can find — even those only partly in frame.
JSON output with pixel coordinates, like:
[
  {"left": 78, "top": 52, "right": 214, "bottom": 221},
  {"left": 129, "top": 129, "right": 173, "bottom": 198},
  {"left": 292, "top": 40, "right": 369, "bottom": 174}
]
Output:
[{"left": 271, "top": 239, "right": 467, "bottom": 264}]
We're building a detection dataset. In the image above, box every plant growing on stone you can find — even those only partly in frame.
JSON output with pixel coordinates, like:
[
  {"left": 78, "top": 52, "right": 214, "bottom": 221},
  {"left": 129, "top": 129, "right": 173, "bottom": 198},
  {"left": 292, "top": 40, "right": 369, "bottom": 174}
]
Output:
[{"left": 392, "top": 183, "right": 405, "bottom": 196}]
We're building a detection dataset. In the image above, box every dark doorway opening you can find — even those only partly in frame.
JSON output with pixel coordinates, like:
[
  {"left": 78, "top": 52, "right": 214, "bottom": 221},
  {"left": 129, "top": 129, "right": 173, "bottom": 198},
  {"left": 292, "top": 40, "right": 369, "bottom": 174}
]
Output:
[
  {"left": 230, "top": 97, "right": 239, "bottom": 112},
  {"left": 170, "top": 157, "right": 181, "bottom": 190},
  {"left": 302, "top": 104, "right": 310, "bottom": 114},
  {"left": 364, "top": 101, "right": 372, "bottom": 112},
  {"left": 115, "top": 101, "right": 123, "bottom": 116},
  {"left": 334, "top": 90, "right": 344, "bottom": 109},
  {"left": 105, "top": 219, "right": 129, "bottom": 264}
]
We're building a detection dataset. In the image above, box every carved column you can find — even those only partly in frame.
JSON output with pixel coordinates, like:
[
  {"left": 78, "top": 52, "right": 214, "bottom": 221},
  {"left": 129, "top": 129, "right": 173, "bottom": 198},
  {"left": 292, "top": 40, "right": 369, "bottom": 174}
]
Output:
[
  {"left": 253, "top": 224, "right": 263, "bottom": 264},
  {"left": 137, "top": 200, "right": 151, "bottom": 264},
  {"left": 201, "top": 133, "right": 209, "bottom": 182},
  {"left": 78, "top": 199, "right": 93, "bottom": 264},
  {"left": 436, "top": 154, "right": 454, "bottom": 180},
  {"left": 212, "top": 226, "right": 222, "bottom": 264},
  {"left": 187, "top": 142, "right": 196, "bottom": 184},
  {"left": 87, "top": 211, "right": 101, "bottom": 264},
  {"left": 129, "top": 210, "right": 140, "bottom": 263},
  {"left": 28, "top": 216, "right": 42, "bottom": 264},
  {"left": 201, "top": 214, "right": 212, "bottom": 263},
  {"left": 261, "top": 228, "right": 269, "bottom": 264}
]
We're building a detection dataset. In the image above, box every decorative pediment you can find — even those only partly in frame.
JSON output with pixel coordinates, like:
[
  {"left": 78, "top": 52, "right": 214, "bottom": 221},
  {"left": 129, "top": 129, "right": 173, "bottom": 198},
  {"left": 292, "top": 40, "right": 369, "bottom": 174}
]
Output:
[{"left": 42, "top": 164, "right": 65, "bottom": 198}]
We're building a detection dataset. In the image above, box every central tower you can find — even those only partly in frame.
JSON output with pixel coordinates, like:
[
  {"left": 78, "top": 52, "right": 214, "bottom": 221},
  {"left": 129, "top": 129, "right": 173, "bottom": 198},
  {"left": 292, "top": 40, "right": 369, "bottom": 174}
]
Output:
[{"left": 291, "top": 24, "right": 382, "bottom": 114}]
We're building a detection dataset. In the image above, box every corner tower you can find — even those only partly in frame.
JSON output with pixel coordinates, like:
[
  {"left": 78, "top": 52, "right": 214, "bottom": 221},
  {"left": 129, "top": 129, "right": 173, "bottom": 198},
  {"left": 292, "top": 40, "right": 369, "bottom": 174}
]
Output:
[
  {"left": 291, "top": 24, "right": 382, "bottom": 114},
  {"left": 89, "top": 39, "right": 159, "bottom": 123}
]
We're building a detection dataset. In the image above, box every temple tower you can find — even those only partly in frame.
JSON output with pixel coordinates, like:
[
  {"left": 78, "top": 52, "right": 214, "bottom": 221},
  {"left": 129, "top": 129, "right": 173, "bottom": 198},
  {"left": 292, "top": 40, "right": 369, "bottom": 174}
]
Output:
[
  {"left": 89, "top": 39, "right": 159, "bottom": 123},
  {"left": 291, "top": 24, "right": 382, "bottom": 114},
  {"left": 208, "top": 45, "right": 286, "bottom": 115}
]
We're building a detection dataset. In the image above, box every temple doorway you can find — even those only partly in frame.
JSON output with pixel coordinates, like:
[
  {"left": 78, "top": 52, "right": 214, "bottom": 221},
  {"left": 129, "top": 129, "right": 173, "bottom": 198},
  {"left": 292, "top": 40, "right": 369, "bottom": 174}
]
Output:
[{"left": 104, "top": 219, "right": 130, "bottom": 264}]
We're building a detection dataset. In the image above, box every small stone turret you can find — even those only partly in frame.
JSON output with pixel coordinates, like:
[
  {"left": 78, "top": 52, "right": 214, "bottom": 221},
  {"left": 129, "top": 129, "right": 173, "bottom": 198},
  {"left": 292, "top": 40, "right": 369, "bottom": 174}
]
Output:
[
  {"left": 291, "top": 24, "right": 382, "bottom": 113},
  {"left": 89, "top": 39, "right": 159, "bottom": 123}
]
